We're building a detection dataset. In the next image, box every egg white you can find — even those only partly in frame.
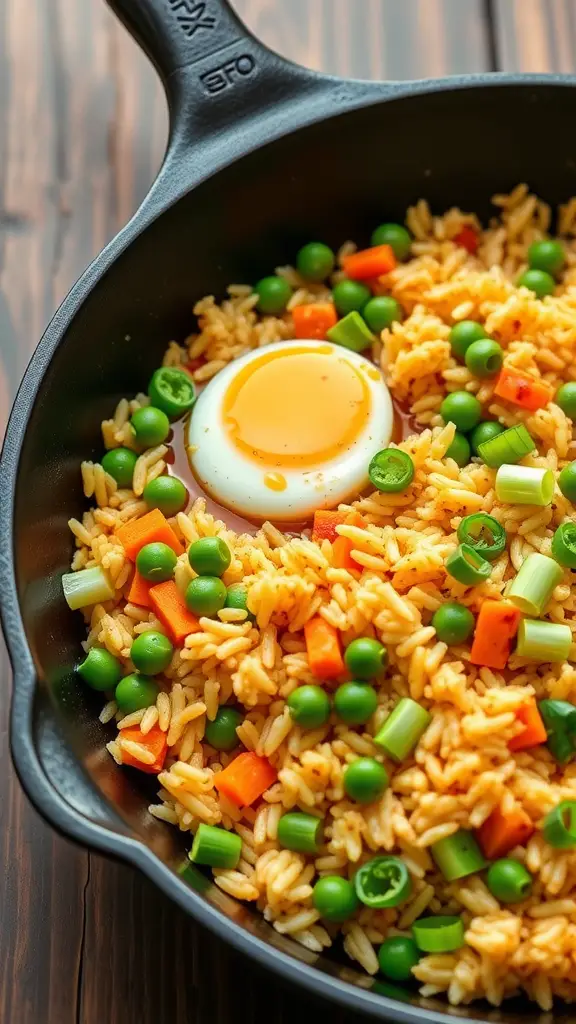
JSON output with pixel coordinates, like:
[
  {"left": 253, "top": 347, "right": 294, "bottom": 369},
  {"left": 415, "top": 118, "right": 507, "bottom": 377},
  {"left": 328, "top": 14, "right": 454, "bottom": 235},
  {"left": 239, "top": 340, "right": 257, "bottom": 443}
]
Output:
[{"left": 187, "top": 340, "right": 394, "bottom": 521}]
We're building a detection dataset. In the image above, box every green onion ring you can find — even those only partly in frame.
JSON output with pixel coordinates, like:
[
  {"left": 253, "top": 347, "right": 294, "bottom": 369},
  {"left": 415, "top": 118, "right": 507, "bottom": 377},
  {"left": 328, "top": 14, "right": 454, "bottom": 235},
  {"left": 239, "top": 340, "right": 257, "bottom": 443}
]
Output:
[
  {"left": 457, "top": 513, "right": 506, "bottom": 562},
  {"left": 446, "top": 544, "right": 492, "bottom": 585},
  {"left": 354, "top": 856, "right": 411, "bottom": 908}
]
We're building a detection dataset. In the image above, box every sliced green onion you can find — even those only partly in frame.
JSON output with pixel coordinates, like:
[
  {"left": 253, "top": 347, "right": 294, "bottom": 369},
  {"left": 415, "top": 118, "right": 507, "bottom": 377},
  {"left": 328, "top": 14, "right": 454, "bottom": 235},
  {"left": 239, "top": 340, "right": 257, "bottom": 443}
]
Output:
[
  {"left": 539, "top": 699, "right": 576, "bottom": 763},
  {"left": 551, "top": 522, "right": 576, "bottom": 569},
  {"left": 516, "top": 618, "right": 572, "bottom": 663},
  {"left": 456, "top": 513, "right": 506, "bottom": 562},
  {"left": 326, "top": 311, "right": 375, "bottom": 352},
  {"left": 412, "top": 916, "right": 464, "bottom": 953},
  {"left": 505, "top": 552, "right": 563, "bottom": 617},
  {"left": 354, "top": 856, "right": 411, "bottom": 908},
  {"left": 368, "top": 448, "right": 415, "bottom": 493},
  {"left": 277, "top": 812, "right": 323, "bottom": 854},
  {"left": 374, "top": 697, "right": 431, "bottom": 762},
  {"left": 542, "top": 801, "right": 576, "bottom": 849},
  {"left": 62, "top": 566, "right": 115, "bottom": 610},
  {"left": 477, "top": 423, "right": 535, "bottom": 468},
  {"left": 189, "top": 823, "right": 242, "bottom": 868},
  {"left": 446, "top": 544, "right": 492, "bottom": 585},
  {"left": 430, "top": 830, "right": 487, "bottom": 881},
  {"left": 495, "top": 465, "right": 554, "bottom": 506}
]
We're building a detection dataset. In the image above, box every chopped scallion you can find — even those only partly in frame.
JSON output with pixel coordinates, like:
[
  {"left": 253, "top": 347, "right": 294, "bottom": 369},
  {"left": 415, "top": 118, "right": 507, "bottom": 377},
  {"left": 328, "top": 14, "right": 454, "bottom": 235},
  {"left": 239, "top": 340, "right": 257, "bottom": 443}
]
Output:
[
  {"left": 430, "top": 830, "right": 487, "bottom": 881},
  {"left": 542, "top": 801, "right": 576, "bottom": 849},
  {"left": 326, "top": 311, "right": 375, "bottom": 352},
  {"left": 539, "top": 699, "right": 576, "bottom": 763},
  {"left": 189, "top": 823, "right": 242, "bottom": 869},
  {"left": 277, "top": 812, "right": 323, "bottom": 854},
  {"left": 62, "top": 566, "right": 115, "bottom": 610},
  {"left": 456, "top": 513, "right": 506, "bottom": 562},
  {"left": 374, "top": 698, "right": 431, "bottom": 762},
  {"left": 477, "top": 423, "right": 536, "bottom": 468},
  {"left": 495, "top": 465, "right": 554, "bottom": 506},
  {"left": 551, "top": 522, "right": 576, "bottom": 569},
  {"left": 412, "top": 916, "right": 464, "bottom": 953},
  {"left": 505, "top": 552, "right": 563, "bottom": 617},
  {"left": 515, "top": 618, "right": 572, "bottom": 664},
  {"left": 446, "top": 544, "right": 492, "bottom": 586}
]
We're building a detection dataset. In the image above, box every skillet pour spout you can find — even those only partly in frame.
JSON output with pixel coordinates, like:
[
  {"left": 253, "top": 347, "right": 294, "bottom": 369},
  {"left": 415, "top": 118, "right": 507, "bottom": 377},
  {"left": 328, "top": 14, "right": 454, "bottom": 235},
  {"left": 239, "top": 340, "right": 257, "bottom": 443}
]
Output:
[{"left": 3, "top": 0, "right": 576, "bottom": 1019}]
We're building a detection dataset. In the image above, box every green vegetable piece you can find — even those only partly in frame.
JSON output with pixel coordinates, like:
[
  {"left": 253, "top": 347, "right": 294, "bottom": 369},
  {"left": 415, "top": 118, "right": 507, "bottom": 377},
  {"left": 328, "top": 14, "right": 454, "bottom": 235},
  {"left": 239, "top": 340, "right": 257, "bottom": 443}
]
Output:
[
  {"left": 457, "top": 513, "right": 506, "bottom": 563},
  {"left": 440, "top": 391, "right": 482, "bottom": 432},
  {"left": 334, "top": 682, "right": 378, "bottom": 725},
  {"left": 326, "top": 311, "right": 375, "bottom": 352},
  {"left": 377, "top": 936, "right": 421, "bottom": 982},
  {"left": 505, "top": 552, "right": 563, "bottom": 617},
  {"left": 188, "top": 537, "right": 231, "bottom": 577},
  {"left": 539, "top": 699, "right": 576, "bottom": 763},
  {"left": 148, "top": 367, "right": 196, "bottom": 419},
  {"left": 552, "top": 522, "right": 576, "bottom": 569},
  {"left": 486, "top": 858, "right": 533, "bottom": 904},
  {"left": 254, "top": 276, "right": 292, "bottom": 314},
  {"left": 136, "top": 542, "right": 178, "bottom": 582},
  {"left": 344, "top": 637, "right": 388, "bottom": 680},
  {"left": 115, "top": 673, "right": 159, "bottom": 714},
  {"left": 517, "top": 268, "right": 555, "bottom": 298},
  {"left": 363, "top": 296, "right": 403, "bottom": 333},
  {"left": 224, "top": 582, "right": 255, "bottom": 622},
  {"left": 204, "top": 706, "right": 243, "bottom": 752},
  {"left": 528, "top": 239, "right": 565, "bottom": 276},
  {"left": 354, "top": 856, "right": 411, "bottom": 908},
  {"left": 495, "top": 465, "right": 554, "bottom": 507},
  {"left": 559, "top": 462, "right": 576, "bottom": 502},
  {"left": 332, "top": 279, "right": 371, "bottom": 316},
  {"left": 130, "top": 406, "right": 170, "bottom": 448},
  {"left": 477, "top": 423, "right": 536, "bottom": 468},
  {"left": 287, "top": 685, "right": 330, "bottom": 729},
  {"left": 445, "top": 432, "right": 471, "bottom": 468},
  {"left": 185, "top": 576, "right": 227, "bottom": 617},
  {"left": 190, "top": 823, "right": 242, "bottom": 869},
  {"left": 343, "top": 758, "right": 389, "bottom": 804},
  {"left": 296, "top": 242, "right": 335, "bottom": 282},
  {"left": 469, "top": 420, "right": 504, "bottom": 455},
  {"left": 449, "top": 320, "right": 487, "bottom": 361},
  {"left": 556, "top": 382, "right": 576, "bottom": 420},
  {"left": 143, "top": 476, "right": 187, "bottom": 516},
  {"left": 516, "top": 618, "right": 572, "bottom": 663},
  {"left": 101, "top": 447, "right": 138, "bottom": 488},
  {"left": 412, "top": 916, "right": 464, "bottom": 953},
  {"left": 445, "top": 544, "right": 492, "bottom": 586},
  {"left": 465, "top": 338, "right": 503, "bottom": 379},
  {"left": 78, "top": 647, "right": 122, "bottom": 691},
  {"left": 62, "top": 566, "right": 115, "bottom": 610},
  {"left": 277, "top": 812, "right": 323, "bottom": 854},
  {"left": 431, "top": 602, "right": 475, "bottom": 646},
  {"left": 430, "top": 830, "right": 486, "bottom": 881},
  {"left": 543, "top": 800, "right": 576, "bottom": 848},
  {"left": 312, "top": 876, "right": 359, "bottom": 922},
  {"left": 368, "top": 448, "right": 414, "bottom": 493},
  {"left": 130, "top": 631, "right": 173, "bottom": 675},
  {"left": 374, "top": 698, "right": 431, "bottom": 762},
  {"left": 370, "top": 223, "right": 412, "bottom": 260}
]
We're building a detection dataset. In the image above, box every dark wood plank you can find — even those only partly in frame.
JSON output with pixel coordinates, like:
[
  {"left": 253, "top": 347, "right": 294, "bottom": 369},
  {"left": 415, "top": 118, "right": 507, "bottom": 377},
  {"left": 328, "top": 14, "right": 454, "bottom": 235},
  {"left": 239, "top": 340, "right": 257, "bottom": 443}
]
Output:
[
  {"left": 493, "top": 0, "right": 576, "bottom": 72},
  {"left": 0, "top": 2, "right": 492, "bottom": 1023}
]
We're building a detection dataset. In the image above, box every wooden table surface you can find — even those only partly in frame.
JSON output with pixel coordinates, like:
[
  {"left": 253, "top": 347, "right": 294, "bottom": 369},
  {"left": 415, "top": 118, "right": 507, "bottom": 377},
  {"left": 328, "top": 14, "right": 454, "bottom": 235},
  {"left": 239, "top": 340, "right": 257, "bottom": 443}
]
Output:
[{"left": 1, "top": 1, "right": 575, "bottom": 1021}]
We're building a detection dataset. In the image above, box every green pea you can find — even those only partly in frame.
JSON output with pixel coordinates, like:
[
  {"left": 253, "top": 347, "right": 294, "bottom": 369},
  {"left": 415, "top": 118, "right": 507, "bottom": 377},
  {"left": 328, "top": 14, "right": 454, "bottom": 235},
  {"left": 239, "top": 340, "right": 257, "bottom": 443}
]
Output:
[
  {"left": 78, "top": 647, "right": 122, "bottom": 691},
  {"left": 130, "top": 631, "right": 173, "bottom": 675},
  {"left": 287, "top": 685, "right": 330, "bottom": 729},
  {"left": 556, "top": 382, "right": 576, "bottom": 420},
  {"left": 332, "top": 279, "right": 371, "bottom": 316},
  {"left": 517, "top": 268, "right": 555, "bottom": 299},
  {"left": 370, "top": 223, "right": 412, "bottom": 260},
  {"left": 486, "top": 858, "right": 533, "bottom": 904},
  {"left": 440, "top": 391, "right": 482, "bottom": 432},
  {"left": 143, "top": 476, "right": 187, "bottom": 516},
  {"left": 115, "top": 673, "right": 159, "bottom": 714},
  {"left": 344, "top": 637, "right": 388, "bottom": 680},
  {"left": 188, "top": 537, "right": 231, "bottom": 577},
  {"left": 205, "top": 707, "right": 243, "bottom": 751},
  {"left": 312, "top": 875, "right": 359, "bottom": 922},
  {"left": 136, "top": 542, "right": 178, "bottom": 582},
  {"left": 224, "top": 582, "right": 255, "bottom": 622},
  {"left": 296, "top": 242, "right": 335, "bottom": 282},
  {"left": 254, "top": 276, "right": 292, "bottom": 315},
  {"left": 343, "top": 758, "right": 388, "bottom": 804},
  {"left": 445, "top": 432, "right": 471, "bottom": 468},
  {"left": 464, "top": 338, "right": 503, "bottom": 379},
  {"left": 363, "top": 296, "right": 403, "bottom": 333},
  {"left": 334, "top": 682, "right": 378, "bottom": 726},
  {"left": 377, "top": 936, "right": 421, "bottom": 982},
  {"left": 101, "top": 448, "right": 138, "bottom": 488},
  {"left": 448, "top": 320, "right": 486, "bottom": 362},
  {"left": 130, "top": 406, "right": 170, "bottom": 448},
  {"left": 527, "top": 239, "right": 565, "bottom": 277},
  {"left": 185, "top": 577, "right": 227, "bottom": 617},
  {"left": 469, "top": 420, "right": 504, "bottom": 455},
  {"left": 431, "top": 602, "right": 475, "bottom": 645},
  {"left": 559, "top": 462, "right": 576, "bottom": 502}
]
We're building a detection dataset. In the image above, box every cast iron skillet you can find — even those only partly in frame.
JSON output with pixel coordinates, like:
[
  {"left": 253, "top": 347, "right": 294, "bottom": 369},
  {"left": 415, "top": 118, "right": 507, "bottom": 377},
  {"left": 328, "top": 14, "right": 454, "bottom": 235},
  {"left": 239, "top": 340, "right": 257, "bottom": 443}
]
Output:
[{"left": 2, "top": 1, "right": 576, "bottom": 1019}]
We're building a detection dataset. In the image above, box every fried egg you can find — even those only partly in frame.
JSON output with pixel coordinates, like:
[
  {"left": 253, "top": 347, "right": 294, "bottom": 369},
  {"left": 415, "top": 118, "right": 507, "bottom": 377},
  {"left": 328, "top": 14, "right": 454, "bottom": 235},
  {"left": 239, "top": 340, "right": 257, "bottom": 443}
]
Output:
[{"left": 187, "top": 340, "right": 394, "bottom": 521}]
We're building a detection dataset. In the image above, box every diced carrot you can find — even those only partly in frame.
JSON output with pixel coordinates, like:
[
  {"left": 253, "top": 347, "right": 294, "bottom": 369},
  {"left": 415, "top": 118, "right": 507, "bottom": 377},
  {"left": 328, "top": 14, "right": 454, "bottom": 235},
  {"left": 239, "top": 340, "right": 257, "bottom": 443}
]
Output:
[
  {"left": 149, "top": 580, "right": 200, "bottom": 644},
  {"left": 116, "top": 508, "right": 183, "bottom": 562},
  {"left": 331, "top": 536, "right": 359, "bottom": 570},
  {"left": 508, "top": 699, "right": 548, "bottom": 752},
  {"left": 119, "top": 723, "right": 168, "bottom": 774},
  {"left": 453, "top": 225, "right": 479, "bottom": 254},
  {"left": 342, "top": 244, "right": 397, "bottom": 281},
  {"left": 476, "top": 803, "right": 534, "bottom": 860},
  {"left": 292, "top": 303, "right": 338, "bottom": 340},
  {"left": 312, "top": 509, "right": 362, "bottom": 570},
  {"left": 469, "top": 600, "right": 521, "bottom": 670},
  {"left": 494, "top": 367, "right": 553, "bottom": 412},
  {"left": 127, "top": 569, "right": 153, "bottom": 609},
  {"left": 214, "top": 752, "right": 277, "bottom": 807},
  {"left": 304, "top": 616, "right": 345, "bottom": 679}
]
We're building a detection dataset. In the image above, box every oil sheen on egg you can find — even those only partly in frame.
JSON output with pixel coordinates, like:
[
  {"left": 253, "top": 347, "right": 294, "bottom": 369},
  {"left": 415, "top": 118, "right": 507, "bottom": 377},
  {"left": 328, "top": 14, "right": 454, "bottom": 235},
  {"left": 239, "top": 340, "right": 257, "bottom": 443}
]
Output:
[{"left": 187, "top": 340, "right": 394, "bottom": 521}]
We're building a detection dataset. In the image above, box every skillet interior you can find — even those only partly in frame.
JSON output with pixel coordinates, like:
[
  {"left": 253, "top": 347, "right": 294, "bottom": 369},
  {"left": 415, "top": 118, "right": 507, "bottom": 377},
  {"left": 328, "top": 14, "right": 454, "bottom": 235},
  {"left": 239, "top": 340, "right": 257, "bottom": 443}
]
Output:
[{"left": 10, "top": 81, "right": 576, "bottom": 1020}]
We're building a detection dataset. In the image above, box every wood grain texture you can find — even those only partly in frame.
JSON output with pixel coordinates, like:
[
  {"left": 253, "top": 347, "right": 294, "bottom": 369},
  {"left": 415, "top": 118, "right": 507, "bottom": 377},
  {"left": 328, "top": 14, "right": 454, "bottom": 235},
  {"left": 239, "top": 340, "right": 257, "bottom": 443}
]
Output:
[
  {"left": 493, "top": 0, "right": 576, "bottom": 72},
  {"left": 0, "top": 2, "right": 495, "bottom": 1022}
]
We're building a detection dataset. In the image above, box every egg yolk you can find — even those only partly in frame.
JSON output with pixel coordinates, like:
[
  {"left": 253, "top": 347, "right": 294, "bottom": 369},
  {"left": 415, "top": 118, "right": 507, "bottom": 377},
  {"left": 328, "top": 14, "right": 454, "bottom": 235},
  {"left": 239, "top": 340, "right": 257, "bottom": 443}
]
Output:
[{"left": 222, "top": 345, "right": 372, "bottom": 469}]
